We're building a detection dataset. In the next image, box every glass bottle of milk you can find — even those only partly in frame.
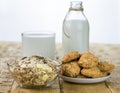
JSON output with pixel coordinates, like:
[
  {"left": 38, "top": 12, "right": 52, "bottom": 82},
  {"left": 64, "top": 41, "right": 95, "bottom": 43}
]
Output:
[{"left": 62, "top": 1, "right": 89, "bottom": 54}]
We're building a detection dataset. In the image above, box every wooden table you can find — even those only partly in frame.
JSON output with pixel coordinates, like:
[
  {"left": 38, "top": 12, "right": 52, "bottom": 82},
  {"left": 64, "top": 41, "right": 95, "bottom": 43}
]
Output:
[{"left": 0, "top": 41, "right": 120, "bottom": 93}]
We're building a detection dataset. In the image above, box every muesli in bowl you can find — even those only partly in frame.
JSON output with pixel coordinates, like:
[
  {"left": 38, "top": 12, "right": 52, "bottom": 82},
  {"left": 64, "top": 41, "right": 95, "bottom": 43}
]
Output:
[{"left": 7, "top": 55, "right": 60, "bottom": 88}]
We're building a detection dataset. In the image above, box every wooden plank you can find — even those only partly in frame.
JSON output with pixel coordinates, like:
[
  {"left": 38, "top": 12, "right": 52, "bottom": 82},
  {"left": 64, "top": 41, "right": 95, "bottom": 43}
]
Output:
[
  {"left": 105, "top": 66, "right": 120, "bottom": 93},
  {"left": 0, "top": 58, "right": 14, "bottom": 93},
  {"left": 63, "top": 81, "right": 111, "bottom": 93}
]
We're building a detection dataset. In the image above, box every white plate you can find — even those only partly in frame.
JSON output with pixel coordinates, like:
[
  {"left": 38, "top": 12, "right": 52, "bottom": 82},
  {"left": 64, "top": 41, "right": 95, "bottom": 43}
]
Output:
[{"left": 61, "top": 74, "right": 111, "bottom": 84}]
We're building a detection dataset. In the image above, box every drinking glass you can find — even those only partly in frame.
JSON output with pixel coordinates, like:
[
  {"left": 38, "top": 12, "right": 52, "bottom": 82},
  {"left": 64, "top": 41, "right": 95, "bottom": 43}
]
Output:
[{"left": 22, "top": 31, "right": 55, "bottom": 59}]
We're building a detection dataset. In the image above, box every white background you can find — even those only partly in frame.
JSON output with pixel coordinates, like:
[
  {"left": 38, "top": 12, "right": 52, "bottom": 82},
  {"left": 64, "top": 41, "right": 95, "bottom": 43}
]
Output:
[{"left": 0, "top": 0, "right": 120, "bottom": 44}]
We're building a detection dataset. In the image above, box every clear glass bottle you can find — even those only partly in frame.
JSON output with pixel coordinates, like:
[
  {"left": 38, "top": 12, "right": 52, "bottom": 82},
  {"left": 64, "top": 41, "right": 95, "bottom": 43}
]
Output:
[{"left": 62, "top": 1, "right": 89, "bottom": 54}]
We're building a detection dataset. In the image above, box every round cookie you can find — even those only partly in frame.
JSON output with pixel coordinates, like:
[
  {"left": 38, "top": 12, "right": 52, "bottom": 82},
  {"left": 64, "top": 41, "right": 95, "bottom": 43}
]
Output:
[
  {"left": 62, "top": 61, "right": 80, "bottom": 77},
  {"left": 62, "top": 51, "right": 80, "bottom": 63},
  {"left": 78, "top": 52, "right": 99, "bottom": 68},
  {"left": 98, "top": 61, "right": 115, "bottom": 73},
  {"left": 81, "top": 67, "right": 107, "bottom": 78}
]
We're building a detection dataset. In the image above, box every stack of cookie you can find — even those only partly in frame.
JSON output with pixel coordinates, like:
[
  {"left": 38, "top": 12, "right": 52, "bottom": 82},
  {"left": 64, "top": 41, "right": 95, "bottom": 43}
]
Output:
[{"left": 61, "top": 51, "right": 114, "bottom": 78}]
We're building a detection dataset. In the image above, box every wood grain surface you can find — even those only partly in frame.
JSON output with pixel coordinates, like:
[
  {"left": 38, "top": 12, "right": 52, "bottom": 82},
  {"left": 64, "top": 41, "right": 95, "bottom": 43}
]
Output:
[{"left": 0, "top": 41, "right": 120, "bottom": 93}]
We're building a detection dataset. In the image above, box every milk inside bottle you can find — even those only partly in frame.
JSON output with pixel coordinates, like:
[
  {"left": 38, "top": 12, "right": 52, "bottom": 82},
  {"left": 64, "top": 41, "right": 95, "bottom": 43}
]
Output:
[{"left": 62, "top": 1, "right": 89, "bottom": 54}]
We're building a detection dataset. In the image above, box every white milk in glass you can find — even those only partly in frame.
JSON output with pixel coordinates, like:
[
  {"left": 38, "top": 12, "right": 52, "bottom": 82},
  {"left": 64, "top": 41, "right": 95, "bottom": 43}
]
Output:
[
  {"left": 22, "top": 32, "right": 55, "bottom": 59},
  {"left": 62, "top": 20, "right": 89, "bottom": 54}
]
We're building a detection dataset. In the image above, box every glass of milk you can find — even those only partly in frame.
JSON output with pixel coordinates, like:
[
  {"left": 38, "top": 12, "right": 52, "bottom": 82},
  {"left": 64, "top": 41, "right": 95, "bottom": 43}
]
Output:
[{"left": 22, "top": 31, "right": 55, "bottom": 59}]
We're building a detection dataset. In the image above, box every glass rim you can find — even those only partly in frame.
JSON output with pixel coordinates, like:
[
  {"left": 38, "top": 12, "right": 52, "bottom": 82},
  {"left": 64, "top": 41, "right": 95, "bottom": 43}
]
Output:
[{"left": 22, "top": 31, "right": 55, "bottom": 36}]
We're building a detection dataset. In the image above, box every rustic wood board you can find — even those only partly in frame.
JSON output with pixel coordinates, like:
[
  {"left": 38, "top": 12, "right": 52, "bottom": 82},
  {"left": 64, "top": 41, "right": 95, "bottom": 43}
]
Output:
[
  {"left": 105, "top": 66, "right": 120, "bottom": 93},
  {"left": 63, "top": 82, "right": 111, "bottom": 93},
  {"left": 0, "top": 41, "right": 120, "bottom": 93}
]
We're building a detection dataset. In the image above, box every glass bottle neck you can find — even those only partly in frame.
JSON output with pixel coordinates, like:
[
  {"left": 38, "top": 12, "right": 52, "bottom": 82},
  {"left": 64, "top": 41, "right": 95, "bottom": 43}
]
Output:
[{"left": 69, "top": 1, "right": 83, "bottom": 11}]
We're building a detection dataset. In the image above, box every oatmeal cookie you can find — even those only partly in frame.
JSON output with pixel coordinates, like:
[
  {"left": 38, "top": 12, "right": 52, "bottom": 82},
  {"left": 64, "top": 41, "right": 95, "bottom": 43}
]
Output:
[
  {"left": 81, "top": 67, "right": 107, "bottom": 78},
  {"left": 62, "top": 61, "right": 80, "bottom": 77},
  {"left": 98, "top": 61, "right": 115, "bottom": 73},
  {"left": 78, "top": 52, "right": 99, "bottom": 68},
  {"left": 62, "top": 51, "right": 80, "bottom": 63}
]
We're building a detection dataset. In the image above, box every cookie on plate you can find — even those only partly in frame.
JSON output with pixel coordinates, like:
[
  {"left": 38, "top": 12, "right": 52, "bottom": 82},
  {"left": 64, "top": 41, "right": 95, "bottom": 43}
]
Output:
[
  {"left": 78, "top": 52, "right": 99, "bottom": 68},
  {"left": 62, "top": 61, "right": 80, "bottom": 77},
  {"left": 62, "top": 51, "right": 80, "bottom": 63},
  {"left": 81, "top": 67, "right": 107, "bottom": 78},
  {"left": 98, "top": 61, "right": 115, "bottom": 73}
]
